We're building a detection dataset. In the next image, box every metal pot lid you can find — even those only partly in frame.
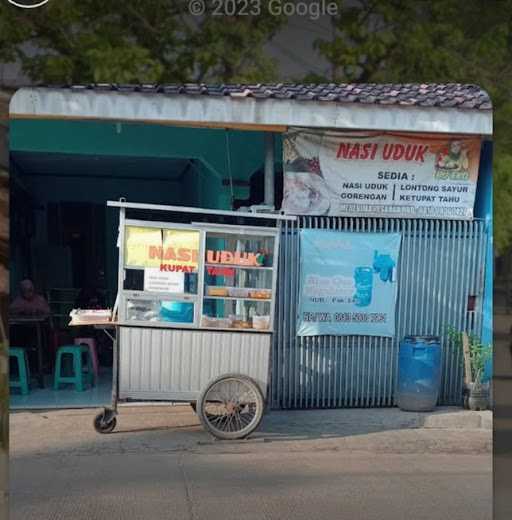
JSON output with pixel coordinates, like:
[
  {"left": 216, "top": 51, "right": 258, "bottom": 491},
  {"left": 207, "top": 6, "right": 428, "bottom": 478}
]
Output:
[{"left": 403, "top": 335, "right": 440, "bottom": 343}]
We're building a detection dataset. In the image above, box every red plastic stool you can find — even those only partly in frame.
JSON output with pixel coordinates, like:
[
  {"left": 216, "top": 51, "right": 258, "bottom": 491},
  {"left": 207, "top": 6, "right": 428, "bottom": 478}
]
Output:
[{"left": 74, "top": 337, "right": 99, "bottom": 384}]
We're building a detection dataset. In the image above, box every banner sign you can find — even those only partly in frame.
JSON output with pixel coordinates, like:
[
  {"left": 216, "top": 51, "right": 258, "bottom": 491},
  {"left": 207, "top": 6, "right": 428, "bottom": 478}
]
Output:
[
  {"left": 282, "top": 130, "right": 482, "bottom": 219},
  {"left": 124, "top": 226, "right": 200, "bottom": 272},
  {"left": 297, "top": 230, "right": 402, "bottom": 337}
]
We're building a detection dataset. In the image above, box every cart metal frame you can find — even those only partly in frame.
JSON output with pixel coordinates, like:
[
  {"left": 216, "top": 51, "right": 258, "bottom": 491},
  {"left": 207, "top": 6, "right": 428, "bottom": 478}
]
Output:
[{"left": 93, "top": 200, "right": 296, "bottom": 438}]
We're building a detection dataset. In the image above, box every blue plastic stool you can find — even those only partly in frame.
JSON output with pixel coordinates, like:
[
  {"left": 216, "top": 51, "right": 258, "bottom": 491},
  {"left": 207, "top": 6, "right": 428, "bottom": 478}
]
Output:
[
  {"left": 54, "top": 345, "right": 93, "bottom": 392},
  {"left": 9, "top": 347, "right": 30, "bottom": 395}
]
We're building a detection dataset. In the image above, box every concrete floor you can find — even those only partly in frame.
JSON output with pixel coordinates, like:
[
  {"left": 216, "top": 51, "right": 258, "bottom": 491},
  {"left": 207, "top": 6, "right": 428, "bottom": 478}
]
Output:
[
  {"left": 10, "top": 369, "right": 112, "bottom": 410},
  {"left": 9, "top": 406, "right": 492, "bottom": 520}
]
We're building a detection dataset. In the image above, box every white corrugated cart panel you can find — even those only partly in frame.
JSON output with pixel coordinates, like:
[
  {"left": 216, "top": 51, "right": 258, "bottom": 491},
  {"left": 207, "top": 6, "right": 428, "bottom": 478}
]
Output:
[{"left": 119, "top": 326, "right": 271, "bottom": 401}]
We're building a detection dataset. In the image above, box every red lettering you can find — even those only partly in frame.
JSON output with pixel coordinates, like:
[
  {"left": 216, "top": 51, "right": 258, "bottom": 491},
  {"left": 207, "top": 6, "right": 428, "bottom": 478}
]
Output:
[
  {"left": 220, "top": 251, "right": 233, "bottom": 264},
  {"left": 360, "top": 143, "right": 371, "bottom": 160},
  {"left": 207, "top": 250, "right": 221, "bottom": 263},
  {"left": 149, "top": 246, "right": 163, "bottom": 259},
  {"left": 415, "top": 145, "right": 428, "bottom": 162},
  {"left": 160, "top": 263, "right": 195, "bottom": 272},
  {"left": 382, "top": 143, "right": 393, "bottom": 160},
  {"left": 348, "top": 143, "right": 360, "bottom": 160},
  {"left": 392, "top": 144, "right": 405, "bottom": 160},
  {"left": 337, "top": 143, "right": 378, "bottom": 161},
  {"left": 207, "top": 249, "right": 259, "bottom": 267},
  {"left": 177, "top": 248, "right": 191, "bottom": 261},
  {"left": 246, "top": 253, "right": 258, "bottom": 266},
  {"left": 207, "top": 266, "right": 235, "bottom": 276},
  {"left": 163, "top": 247, "right": 176, "bottom": 260},
  {"left": 404, "top": 144, "right": 417, "bottom": 161},
  {"left": 336, "top": 143, "right": 350, "bottom": 159}
]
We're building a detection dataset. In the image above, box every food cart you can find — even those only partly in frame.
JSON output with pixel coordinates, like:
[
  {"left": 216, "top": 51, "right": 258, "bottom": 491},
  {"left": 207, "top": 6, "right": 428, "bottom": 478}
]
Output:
[{"left": 83, "top": 199, "right": 291, "bottom": 439}]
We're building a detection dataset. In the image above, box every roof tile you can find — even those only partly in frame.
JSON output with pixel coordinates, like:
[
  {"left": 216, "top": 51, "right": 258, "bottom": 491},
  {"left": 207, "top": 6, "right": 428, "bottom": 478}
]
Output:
[{"left": 40, "top": 83, "right": 492, "bottom": 110}]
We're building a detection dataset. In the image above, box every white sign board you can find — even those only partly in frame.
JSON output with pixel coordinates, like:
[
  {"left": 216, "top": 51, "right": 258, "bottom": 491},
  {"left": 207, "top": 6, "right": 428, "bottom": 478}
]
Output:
[
  {"left": 282, "top": 130, "right": 482, "bottom": 220},
  {"left": 144, "top": 268, "right": 185, "bottom": 293}
]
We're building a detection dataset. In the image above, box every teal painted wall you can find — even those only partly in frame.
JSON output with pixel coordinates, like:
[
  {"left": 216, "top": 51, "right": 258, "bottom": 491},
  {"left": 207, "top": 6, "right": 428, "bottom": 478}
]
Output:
[{"left": 10, "top": 120, "right": 266, "bottom": 188}]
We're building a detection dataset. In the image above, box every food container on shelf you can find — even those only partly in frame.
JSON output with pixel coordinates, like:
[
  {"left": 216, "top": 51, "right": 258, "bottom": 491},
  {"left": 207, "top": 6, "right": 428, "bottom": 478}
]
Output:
[
  {"left": 207, "top": 286, "right": 229, "bottom": 297},
  {"left": 217, "top": 318, "right": 232, "bottom": 328},
  {"left": 201, "top": 316, "right": 214, "bottom": 327},
  {"left": 249, "top": 289, "right": 272, "bottom": 299},
  {"left": 201, "top": 316, "right": 231, "bottom": 328},
  {"left": 253, "top": 315, "right": 271, "bottom": 330},
  {"left": 228, "top": 287, "right": 249, "bottom": 298},
  {"left": 230, "top": 316, "right": 251, "bottom": 329},
  {"left": 235, "top": 321, "right": 252, "bottom": 329},
  {"left": 69, "top": 309, "right": 112, "bottom": 324}
]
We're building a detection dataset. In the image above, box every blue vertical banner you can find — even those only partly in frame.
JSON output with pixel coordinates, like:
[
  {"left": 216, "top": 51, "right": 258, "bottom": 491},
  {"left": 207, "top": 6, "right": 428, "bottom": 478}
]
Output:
[{"left": 297, "top": 230, "right": 402, "bottom": 337}]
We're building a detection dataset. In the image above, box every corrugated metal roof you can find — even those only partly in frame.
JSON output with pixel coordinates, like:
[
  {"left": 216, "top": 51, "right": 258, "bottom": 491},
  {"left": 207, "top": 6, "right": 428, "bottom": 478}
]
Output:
[{"left": 40, "top": 82, "right": 492, "bottom": 110}]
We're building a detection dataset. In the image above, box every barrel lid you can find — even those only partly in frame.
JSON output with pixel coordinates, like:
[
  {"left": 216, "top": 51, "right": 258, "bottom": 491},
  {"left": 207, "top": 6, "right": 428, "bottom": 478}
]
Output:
[{"left": 404, "top": 335, "right": 440, "bottom": 343}]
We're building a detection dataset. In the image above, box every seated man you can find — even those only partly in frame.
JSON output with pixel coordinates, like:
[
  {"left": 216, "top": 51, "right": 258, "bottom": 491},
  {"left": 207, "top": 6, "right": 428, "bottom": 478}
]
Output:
[{"left": 10, "top": 279, "right": 50, "bottom": 317}]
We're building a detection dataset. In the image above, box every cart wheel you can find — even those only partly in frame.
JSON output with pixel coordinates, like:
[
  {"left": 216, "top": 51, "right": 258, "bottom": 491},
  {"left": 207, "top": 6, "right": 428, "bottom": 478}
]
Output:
[
  {"left": 198, "top": 374, "right": 265, "bottom": 440},
  {"left": 93, "top": 412, "right": 117, "bottom": 434},
  {"left": 190, "top": 401, "right": 197, "bottom": 413}
]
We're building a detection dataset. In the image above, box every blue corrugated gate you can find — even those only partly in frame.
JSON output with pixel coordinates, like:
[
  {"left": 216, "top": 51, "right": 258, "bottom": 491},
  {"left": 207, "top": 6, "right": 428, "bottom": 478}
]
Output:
[{"left": 271, "top": 216, "right": 488, "bottom": 409}]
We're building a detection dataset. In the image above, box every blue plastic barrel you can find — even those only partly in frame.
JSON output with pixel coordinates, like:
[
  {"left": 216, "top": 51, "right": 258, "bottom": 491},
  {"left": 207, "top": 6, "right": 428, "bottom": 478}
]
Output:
[{"left": 396, "top": 336, "right": 442, "bottom": 412}]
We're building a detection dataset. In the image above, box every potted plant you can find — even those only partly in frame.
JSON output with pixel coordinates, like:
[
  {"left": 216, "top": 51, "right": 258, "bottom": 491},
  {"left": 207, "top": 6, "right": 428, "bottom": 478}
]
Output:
[{"left": 447, "top": 327, "right": 492, "bottom": 410}]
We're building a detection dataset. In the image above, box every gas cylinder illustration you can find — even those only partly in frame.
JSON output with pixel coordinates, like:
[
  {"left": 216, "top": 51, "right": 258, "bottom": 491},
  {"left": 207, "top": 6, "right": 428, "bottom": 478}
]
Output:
[
  {"left": 354, "top": 267, "right": 373, "bottom": 307},
  {"left": 373, "top": 251, "right": 396, "bottom": 282}
]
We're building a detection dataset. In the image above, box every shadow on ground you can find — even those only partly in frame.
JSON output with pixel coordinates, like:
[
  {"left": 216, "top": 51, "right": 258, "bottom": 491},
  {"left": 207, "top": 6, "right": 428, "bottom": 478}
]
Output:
[{"left": 9, "top": 404, "right": 491, "bottom": 463}]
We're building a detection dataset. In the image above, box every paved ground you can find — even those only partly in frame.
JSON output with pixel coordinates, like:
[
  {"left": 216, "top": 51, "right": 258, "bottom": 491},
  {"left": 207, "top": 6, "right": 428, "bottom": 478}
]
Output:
[{"left": 9, "top": 406, "right": 492, "bottom": 520}]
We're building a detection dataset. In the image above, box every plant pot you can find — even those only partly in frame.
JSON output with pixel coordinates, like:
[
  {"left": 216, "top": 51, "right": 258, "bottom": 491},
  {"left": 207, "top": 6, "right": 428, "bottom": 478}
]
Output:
[
  {"left": 462, "top": 386, "right": 470, "bottom": 410},
  {"left": 467, "top": 382, "right": 489, "bottom": 411}
]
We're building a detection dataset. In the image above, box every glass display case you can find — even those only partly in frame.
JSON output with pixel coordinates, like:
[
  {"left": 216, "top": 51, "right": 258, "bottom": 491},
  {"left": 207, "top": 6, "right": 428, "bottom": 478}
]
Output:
[
  {"left": 202, "top": 230, "right": 275, "bottom": 331},
  {"left": 119, "top": 221, "right": 279, "bottom": 332}
]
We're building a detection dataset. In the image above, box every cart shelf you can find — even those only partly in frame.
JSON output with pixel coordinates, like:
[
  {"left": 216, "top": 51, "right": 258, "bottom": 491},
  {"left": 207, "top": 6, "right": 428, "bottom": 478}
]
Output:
[
  {"left": 204, "top": 296, "right": 271, "bottom": 302},
  {"left": 199, "top": 325, "right": 273, "bottom": 333}
]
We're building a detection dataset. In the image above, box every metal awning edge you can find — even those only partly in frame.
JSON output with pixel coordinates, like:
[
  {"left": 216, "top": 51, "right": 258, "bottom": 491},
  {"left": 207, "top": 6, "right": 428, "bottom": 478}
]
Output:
[{"left": 10, "top": 88, "right": 493, "bottom": 136}]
